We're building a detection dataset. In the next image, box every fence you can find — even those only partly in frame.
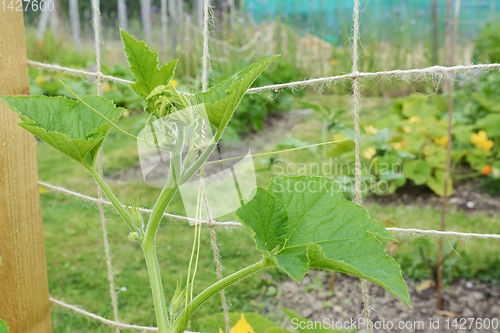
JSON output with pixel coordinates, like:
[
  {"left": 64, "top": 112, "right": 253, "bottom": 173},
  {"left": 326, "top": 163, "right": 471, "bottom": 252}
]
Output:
[{"left": 1, "top": 0, "right": 500, "bottom": 332}]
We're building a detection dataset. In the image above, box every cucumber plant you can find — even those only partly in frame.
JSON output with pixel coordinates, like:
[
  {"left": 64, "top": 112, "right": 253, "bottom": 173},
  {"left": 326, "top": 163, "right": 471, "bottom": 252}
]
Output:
[{"left": 0, "top": 31, "right": 411, "bottom": 333}]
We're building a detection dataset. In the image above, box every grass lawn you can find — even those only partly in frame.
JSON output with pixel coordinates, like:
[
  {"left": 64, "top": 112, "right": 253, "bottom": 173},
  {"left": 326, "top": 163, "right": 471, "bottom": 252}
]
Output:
[{"left": 37, "top": 97, "right": 500, "bottom": 332}]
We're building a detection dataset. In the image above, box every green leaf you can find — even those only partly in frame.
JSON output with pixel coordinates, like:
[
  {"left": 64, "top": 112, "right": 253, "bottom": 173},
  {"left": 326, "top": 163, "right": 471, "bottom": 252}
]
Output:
[
  {"left": 0, "top": 319, "right": 9, "bottom": 333},
  {"left": 401, "top": 94, "right": 445, "bottom": 119},
  {"left": 120, "top": 30, "right": 178, "bottom": 100},
  {"left": 403, "top": 160, "right": 431, "bottom": 185},
  {"left": 472, "top": 92, "right": 500, "bottom": 112},
  {"left": 423, "top": 144, "right": 447, "bottom": 169},
  {"left": 0, "top": 95, "right": 125, "bottom": 167},
  {"left": 466, "top": 149, "right": 490, "bottom": 171},
  {"left": 475, "top": 114, "right": 500, "bottom": 137},
  {"left": 282, "top": 308, "right": 345, "bottom": 332},
  {"left": 237, "top": 176, "right": 411, "bottom": 307},
  {"left": 373, "top": 128, "right": 392, "bottom": 143},
  {"left": 265, "top": 327, "right": 295, "bottom": 333},
  {"left": 453, "top": 125, "right": 474, "bottom": 145},
  {"left": 426, "top": 170, "right": 453, "bottom": 197},
  {"left": 194, "top": 55, "right": 279, "bottom": 143}
]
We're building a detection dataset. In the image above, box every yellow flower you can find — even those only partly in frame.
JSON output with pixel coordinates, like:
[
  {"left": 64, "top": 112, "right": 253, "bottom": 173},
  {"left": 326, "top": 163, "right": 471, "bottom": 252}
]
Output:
[
  {"left": 39, "top": 187, "right": 46, "bottom": 194},
  {"left": 482, "top": 139, "right": 495, "bottom": 153},
  {"left": 170, "top": 79, "right": 179, "bottom": 88},
  {"left": 408, "top": 116, "right": 421, "bottom": 124},
  {"left": 35, "top": 76, "right": 46, "bottom": 85},
  {"left": 365, "top": 51, "right": 371, "bottom": 58},
  {"left": 434, "top": 135, "right": 448, "bottom": 148},
  {"left": 102, "top": 82, "right": 112, "bottom": 93},
  {"left": 330, "top": 58, "right": 339, "bottom": 66},
  {"left": 403, "top": 125, "right": 412, "bottom": 133},
  {"left": 365, "top": 125, "right": 379, "bottom": 135},
  {"left": 471, "top": 130, "right": 487, "bottom": 145},
  {"left": 363, "top": 147, "right": 376, "bottom": 160},
  {"left": 219, "top": 314, "right": 255, "bottom": 333},
  {"left": 390, "top": 142, "right": 402, "bottom": 150},
  {"left": 333, "top": 133, "right": 345, "bottom": 141},
  {"left": 471, "top": 130, "right": 494, "bottom": 153}
]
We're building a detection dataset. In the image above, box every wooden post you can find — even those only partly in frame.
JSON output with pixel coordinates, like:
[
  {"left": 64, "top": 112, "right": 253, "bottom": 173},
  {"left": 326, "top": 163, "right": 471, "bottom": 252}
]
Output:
[{"left": 0, "top": 9, "right": 53, "bottom": 333}]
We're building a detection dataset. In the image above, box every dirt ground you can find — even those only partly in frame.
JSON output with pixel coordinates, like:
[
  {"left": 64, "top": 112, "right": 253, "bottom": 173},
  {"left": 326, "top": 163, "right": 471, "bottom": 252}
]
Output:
[
  {"left": 367, "top": 180, "right": 500, "bottom": 217},
  {"left": 270, "top": 270, "right": 500, "bottom": 333}
]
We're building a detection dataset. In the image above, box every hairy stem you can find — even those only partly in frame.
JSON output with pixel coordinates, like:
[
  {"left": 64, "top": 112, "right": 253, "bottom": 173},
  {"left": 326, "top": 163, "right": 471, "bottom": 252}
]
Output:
[
  {"left": 143, "top": 240, "right": 170, "bottom": 332},
  {"left": 144, "top": 175, "right": 178, "bottom": 242},
  {"left": 168, "top": 258, "right": 276, "bottom": 333},
  {"left": 142, "top": 164, "right": 178, "bottom": 331}
]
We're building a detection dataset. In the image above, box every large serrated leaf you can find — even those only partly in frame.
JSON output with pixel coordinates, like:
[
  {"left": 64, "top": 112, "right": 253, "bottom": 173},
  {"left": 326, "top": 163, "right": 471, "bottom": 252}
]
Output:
[
  {"left": 0, "top": 319, "right": 9, "bottom": 333},
  {"left": 236, "top": 176, "right": 411, "bottom": 307},
  {"left": 0, "top": 95, "right": 125, "bottom": 167},
  {"left": 194, "top": 55, "right": 279, "bottom": 142},
  {"left": 120, "top": 29, "right": 177, "bottom": 100}
]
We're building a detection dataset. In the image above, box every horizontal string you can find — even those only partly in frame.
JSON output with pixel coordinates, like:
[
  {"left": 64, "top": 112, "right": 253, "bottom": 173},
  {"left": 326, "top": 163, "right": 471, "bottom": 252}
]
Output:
[
  {"left": 28, "top": 60, "right": 500, "bottom": 94},
  {"left": 28, "top": 60, "right": 133, "bottom": 85},
  {"left": 39, "top": 181, "right": 240, "bottom": 227},
  {"left": 386, "top": 227, "right": 500, "bottom": 239},
  {"left": 247, "top": 63, "right": 500, "bottom": 93},
  {"left": 50, "top": 297, "right": 158, "bottom": 331},
  {"left": 50, "top": 297, "right": 200, "bottom": 332},
  {"left": 39, "top": 181, "right": 500, "bottom": 239}
]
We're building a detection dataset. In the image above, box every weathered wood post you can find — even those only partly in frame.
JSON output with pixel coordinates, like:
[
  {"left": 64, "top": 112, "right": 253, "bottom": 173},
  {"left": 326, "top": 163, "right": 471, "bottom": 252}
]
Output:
[{"left": 0, "top": 9, "right": 53, "bottom": 333}]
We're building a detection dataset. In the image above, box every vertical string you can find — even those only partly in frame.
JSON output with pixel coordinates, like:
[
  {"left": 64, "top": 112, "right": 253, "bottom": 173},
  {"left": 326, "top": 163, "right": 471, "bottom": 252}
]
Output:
[
  {"left": 201, "top": 182, "right": 231, "bottom": 333},
  {"left": 201, "top": 0, "right": 211, "bottom": 92},
  {"left": 351, "top": 0, "right": 362, "bottom": 206},
  {"left": 351, "top": 1, "right": 372, "bottom": 332},
  {"left": 200, "top": 0, "right": 231, "bottom": 332},
  {"left": 438, "top": 0, "right": 461, "bottom": 311},
  {"left": 92, "top": 0, "right": 120, "bottom": 330}
]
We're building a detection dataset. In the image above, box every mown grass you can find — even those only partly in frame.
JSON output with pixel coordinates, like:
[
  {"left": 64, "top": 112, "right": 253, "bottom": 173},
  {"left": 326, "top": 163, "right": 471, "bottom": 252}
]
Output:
[{"left": 38, "top": 98, "right": 499, "bottom": 332}]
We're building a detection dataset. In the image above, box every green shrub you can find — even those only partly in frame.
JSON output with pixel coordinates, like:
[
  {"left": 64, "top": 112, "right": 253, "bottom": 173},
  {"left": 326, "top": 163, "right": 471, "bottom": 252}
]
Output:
[{"left": 473, "top": 22, "right": 500, "bottom": 64}]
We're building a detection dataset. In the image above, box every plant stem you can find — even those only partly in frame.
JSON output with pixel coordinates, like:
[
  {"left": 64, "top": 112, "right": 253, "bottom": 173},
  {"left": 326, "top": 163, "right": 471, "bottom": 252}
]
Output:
[
  {"left": 142, "top": 166, "right": 178, "bottom": 332},
  {"left": 144, "top": 179, "right": 178, "bottom": 242},
  {"left": 168, "top": 258, "right": 276, "bottom": 333},
  {"left": 87, "top": 166, "right": 137, "bottom": 233},
  {"left": 143, "top": 240, "right": 170, "bottom": 333}
]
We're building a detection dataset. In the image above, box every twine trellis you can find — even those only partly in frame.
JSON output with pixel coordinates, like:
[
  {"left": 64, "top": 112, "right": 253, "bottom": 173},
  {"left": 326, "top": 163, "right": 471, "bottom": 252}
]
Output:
[{"left": 24, "top": 0, "right": 500, "bottom": 331}]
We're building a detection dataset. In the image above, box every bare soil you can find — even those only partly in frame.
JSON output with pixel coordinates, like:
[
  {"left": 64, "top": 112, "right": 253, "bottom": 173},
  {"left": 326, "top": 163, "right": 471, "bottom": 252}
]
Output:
[
  {"left": 366, "top": 180, "right": 500, "bottom": 216},
  {"left": 269, "top": 270, "right": 500, "bottom": 332}
]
